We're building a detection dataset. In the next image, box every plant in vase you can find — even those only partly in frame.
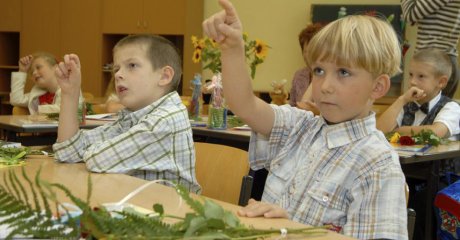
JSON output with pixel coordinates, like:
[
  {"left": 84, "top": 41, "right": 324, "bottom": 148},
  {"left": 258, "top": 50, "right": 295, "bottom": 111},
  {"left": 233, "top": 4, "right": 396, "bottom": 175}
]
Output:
[
  {"left": 191, "top": 34, "right": 269, "bottom": 129},
  {"left": 206, "top": 73, "right": 227, "bottom": 129}
]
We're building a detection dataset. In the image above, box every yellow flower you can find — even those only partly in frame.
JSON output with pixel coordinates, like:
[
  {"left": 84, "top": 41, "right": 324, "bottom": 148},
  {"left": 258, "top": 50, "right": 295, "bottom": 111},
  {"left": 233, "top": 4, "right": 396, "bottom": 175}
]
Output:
[
  {"left": 192, "top": 49, "right": 202, "bottom": 63},
  {"left": 254, "top": 39, "right": 269, "bottom": 59},
  {"left": 191, "top": 36, "right": 199, "bottom": 47},
  {"left": 390, "top": 132, "right": 401, "bottom": 143},
  {"left": 191, "top": 34, "right": 269, "bottom": 78}
]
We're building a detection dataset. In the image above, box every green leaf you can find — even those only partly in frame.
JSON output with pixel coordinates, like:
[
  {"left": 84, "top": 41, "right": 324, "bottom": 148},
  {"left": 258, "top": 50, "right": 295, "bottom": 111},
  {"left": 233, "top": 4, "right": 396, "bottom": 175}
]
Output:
[
  {"left": 206, "top": 218, "right": 225, "bottom": 229},
  {"left": 198, "top": 232, "right": 231, "bottom": 239},
  {"left": 223, "top": 211, "right": 240, "bottom": 228},
  {"left": 204, "top": 200, "right": 224, "bottom": 220},
  {"left": 153, "top": 203, "right": 164, "bottom": 216},
  {"left": 184, "top": 216, "right": 206, "bottom": 237}
]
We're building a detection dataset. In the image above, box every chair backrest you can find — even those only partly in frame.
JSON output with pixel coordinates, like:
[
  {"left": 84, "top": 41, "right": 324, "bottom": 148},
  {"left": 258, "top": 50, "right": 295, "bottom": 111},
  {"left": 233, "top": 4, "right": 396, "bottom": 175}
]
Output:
[
  {"left": 12, "top": 106, "right": 29, "bottom": 115},
  {"left": 405, "top": 183, "right": 416, "bottom": 240},
  {"left": 194, "top": 142, "right": 250, "bottom": 205},
  {"left": 83, "top": 92, "right": 94, "bottom": 102}
]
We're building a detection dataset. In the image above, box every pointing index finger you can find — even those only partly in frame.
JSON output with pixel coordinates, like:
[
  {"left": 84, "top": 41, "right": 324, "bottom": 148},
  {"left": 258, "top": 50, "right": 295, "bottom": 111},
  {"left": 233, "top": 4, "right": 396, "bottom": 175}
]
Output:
[{"left": 218, "top": 0, "right": 238, "bottom": 22}]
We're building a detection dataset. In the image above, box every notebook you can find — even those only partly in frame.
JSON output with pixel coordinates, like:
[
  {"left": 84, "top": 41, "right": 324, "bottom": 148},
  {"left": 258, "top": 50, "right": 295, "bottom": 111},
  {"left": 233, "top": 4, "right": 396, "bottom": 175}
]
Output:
[
  {"left": 391, "top": 143, "right": 432, "bottom": 156},
  {"left": 85, "top": 114, "right": 117, "bottom": 121}
]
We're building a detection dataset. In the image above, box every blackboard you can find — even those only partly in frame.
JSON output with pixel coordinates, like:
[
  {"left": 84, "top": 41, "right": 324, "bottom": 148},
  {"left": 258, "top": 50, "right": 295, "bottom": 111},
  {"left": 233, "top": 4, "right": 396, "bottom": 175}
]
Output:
[
  {"left": 311, "top": 4, "right": 404, "bottom": 84},
  {"left": 311, "top": 5, "right": 404, "bottom": 39}
]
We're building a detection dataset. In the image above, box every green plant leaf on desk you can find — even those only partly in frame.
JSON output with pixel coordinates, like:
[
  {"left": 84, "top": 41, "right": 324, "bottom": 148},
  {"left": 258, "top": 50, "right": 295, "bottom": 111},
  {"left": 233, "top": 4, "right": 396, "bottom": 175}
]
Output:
[
  {"left": 0, "top": 169, "right": 329, "bottom": 239},
  {"left": 45, "top": 112, "right": 60, "bottom": 121},
  {"left": 227, "top": 115, "right": 245, "bottom": 128},
  {"left": 0, "top": 147, "right": 30, "bottom": 166},
  {"left": 386, "top": 129, "right": 448, "bottom": 147}
]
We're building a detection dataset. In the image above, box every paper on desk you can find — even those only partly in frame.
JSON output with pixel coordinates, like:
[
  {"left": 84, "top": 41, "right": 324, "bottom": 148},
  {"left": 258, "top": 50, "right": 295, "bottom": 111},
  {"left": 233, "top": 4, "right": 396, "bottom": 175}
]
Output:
[
  {"left": 391, "top": 143, "right": 431, "bottom": 153},
  {"left": 233, "top": 124, "right": 251, "bottom": 131},
  {"left": 86, "top": 113, "right": 117, "bottom": 121},
  {"left": 102, "top": 202, "right": 159, "bottom": 217},
  {"left": 19, "top": 119, "right": 58, "bottom": 128}
]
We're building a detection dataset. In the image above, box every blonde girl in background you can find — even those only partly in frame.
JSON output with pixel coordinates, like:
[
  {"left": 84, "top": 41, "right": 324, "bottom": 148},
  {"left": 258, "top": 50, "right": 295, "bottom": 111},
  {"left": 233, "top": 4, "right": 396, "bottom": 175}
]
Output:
[
  {"left": 10, "top": 52, "right": 83, "bottom": 115},
  {"left": 104, "top": 76, "right": 125, "bottom": 113}
]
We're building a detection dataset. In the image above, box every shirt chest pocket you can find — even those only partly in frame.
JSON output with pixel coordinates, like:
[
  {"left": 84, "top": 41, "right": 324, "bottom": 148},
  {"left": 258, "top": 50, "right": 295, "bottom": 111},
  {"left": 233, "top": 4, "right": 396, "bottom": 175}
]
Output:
[{"left": 307, "top": 180, "right": 350, "bottom": 213}]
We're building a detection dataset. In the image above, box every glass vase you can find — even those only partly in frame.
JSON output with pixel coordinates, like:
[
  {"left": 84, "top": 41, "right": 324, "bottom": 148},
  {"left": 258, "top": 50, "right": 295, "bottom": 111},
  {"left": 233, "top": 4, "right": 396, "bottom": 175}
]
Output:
[{"left": 207, "top": 72, "right": 227, "bottom": 130}]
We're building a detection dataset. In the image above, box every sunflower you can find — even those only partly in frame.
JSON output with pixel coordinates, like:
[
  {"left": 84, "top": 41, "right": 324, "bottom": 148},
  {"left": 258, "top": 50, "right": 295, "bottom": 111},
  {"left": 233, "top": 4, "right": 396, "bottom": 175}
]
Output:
[
  {"left": 254, "top": 39, "right": 269, "bottom": 59},
  {"left": 191, "top": 35, "right": 199, "bottom": 46},
  {"left": 191, "top": 34, "right": 269, "bottom": 78},
  {"left": 192, "top": 49, "right": 202, "bottom": 63}
]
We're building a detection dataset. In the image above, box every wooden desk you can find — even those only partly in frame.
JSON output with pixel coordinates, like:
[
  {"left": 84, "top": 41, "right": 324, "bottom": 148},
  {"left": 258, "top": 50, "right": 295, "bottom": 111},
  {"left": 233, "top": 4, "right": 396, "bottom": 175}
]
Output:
[
  {"left": 399, "top": 141, "right": 460, "bottom": 240},
  {"left": 399, "top": 141, "right": 460, "bottom": 164},
  {"left": 0, "top": 115, "right": 106, "bottom": 146},
  {"left": 0, "top": 157, "right": 354, "bottom": 240}
]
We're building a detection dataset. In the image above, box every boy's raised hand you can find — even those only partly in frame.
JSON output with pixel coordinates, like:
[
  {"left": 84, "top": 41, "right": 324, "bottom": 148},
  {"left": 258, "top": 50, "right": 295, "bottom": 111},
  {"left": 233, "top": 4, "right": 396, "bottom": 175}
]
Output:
[
  {"left": 203, "top": 0, "right": 243, "bottom": 50},
  {"left": 237, "top": 199, "right": 289, "bottom": 219},
  {"left": 18, "top": 55, "right": 33, "bottom": 73},
  {"left": 55, "top": 54, "right": 81, "bottom": 96}
]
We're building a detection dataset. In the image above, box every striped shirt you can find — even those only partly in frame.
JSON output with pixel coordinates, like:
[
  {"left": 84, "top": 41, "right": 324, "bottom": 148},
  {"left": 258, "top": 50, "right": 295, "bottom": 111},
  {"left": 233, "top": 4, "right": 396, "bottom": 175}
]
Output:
[
  {"left": 249, "top": 105, "right": 408, "bottom": 239},
  {"left": 53, "top": 92, "right": 201, "bottom": 193},
  {"left": 401, "top": 0, "right": 460, "bottom": 56}
]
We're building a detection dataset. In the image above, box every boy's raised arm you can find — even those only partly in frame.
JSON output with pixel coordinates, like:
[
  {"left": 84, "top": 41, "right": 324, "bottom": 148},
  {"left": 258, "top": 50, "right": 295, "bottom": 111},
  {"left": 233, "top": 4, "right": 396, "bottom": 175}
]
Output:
[
  {"left": 203, "top": 0, "right": 274, "bottom": 136},
  {"left": 55, "top": 54, "right": 81, "bottom": 142}
]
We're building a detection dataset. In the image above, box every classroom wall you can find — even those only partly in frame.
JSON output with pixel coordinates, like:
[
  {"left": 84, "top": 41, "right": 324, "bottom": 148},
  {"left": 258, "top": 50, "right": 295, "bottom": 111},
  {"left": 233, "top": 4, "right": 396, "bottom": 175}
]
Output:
[{"left": 203, "top": 0, "right": 460, "bottom": 98}]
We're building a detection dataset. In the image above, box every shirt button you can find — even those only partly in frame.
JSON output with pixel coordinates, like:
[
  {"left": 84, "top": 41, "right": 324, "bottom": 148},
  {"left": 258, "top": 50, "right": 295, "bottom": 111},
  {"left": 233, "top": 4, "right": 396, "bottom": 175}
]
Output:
[{"left": 322, "top": 196, "right": 329, "bottom": 202}]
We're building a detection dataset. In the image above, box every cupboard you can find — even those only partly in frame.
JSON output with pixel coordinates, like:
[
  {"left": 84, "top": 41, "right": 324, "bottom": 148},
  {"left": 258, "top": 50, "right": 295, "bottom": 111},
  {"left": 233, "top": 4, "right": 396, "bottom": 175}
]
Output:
[
  {"left": 101, "top": 0, "right": 202, "bottom": 96},
  {"left": 0, "top": 0, "right": 21, "bottom": 31},
  {"left": 102, "top": 0, "right": 186, "bottom": 35},
  {"left": 0, "top": 0, "right": 203, "bottom": 108}
]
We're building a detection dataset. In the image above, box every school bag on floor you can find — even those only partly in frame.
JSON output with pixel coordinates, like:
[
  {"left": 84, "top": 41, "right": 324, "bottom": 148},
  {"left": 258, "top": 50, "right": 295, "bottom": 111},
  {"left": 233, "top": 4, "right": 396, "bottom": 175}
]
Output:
[{"left": 435, "top": 177, "right": 460, "bottom": 239}]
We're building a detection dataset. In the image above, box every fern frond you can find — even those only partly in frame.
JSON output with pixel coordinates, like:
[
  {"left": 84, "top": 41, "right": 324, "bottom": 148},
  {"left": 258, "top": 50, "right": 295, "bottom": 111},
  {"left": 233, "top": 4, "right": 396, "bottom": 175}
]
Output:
[
  {"left": 21, "top": 167, "right": 41, "bottom": 211},
  {"left": 11, "top": 170, "right": 28, "bottom": 204},
  {"left": 176, "top": 185, "right": 204, "bottom": 216},
  {"left": 34, "top": 168, "right": 52, "bottom": 217},
  {"left": 0, "top": 170, "right": 80, "bottom": 239},
  {"left": 8, "top": 170, "right": 22, "bottom": 202}
]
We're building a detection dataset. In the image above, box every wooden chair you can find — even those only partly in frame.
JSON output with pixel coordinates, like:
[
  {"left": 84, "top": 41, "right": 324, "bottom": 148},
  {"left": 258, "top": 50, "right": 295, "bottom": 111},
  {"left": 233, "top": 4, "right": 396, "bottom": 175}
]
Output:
[
  {"left": 194, "top": 142, "right": 252, "bottom": 206},
  {"left": 83, "top": 92, "right": 94, "bottom": 103},
  {"left": 12, "top": 106, "right": 29, "bottom": 115}
]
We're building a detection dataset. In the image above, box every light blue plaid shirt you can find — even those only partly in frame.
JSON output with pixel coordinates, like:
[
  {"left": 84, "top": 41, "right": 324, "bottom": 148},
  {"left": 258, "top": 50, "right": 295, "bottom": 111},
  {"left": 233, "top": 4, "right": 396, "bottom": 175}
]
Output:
[
  {"left": 53, "top": 92, "right": 201, "bottom": 193},
  {"left": 249, "top": 105, "right": 407, "bottom": 239}
]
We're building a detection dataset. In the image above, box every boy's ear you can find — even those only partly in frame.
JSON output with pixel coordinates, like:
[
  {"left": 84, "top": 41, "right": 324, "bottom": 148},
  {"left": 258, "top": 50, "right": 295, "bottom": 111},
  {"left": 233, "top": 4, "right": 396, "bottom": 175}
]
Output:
[
  {"left": 438, "top": 75, "right": 448, "bottom": 89},
  {"left": 158, "top": 66, "right": 174, "bottom": 86},
  {"left": 371, "top": 74, "right": 390, "bottom": 100}
]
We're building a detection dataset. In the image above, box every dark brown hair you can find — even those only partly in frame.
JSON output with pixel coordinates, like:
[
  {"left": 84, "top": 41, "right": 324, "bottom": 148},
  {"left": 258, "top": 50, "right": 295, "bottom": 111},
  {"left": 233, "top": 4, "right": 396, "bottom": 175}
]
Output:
[{"left": 298, "top": 23, "right": 325, "bottom": 51}]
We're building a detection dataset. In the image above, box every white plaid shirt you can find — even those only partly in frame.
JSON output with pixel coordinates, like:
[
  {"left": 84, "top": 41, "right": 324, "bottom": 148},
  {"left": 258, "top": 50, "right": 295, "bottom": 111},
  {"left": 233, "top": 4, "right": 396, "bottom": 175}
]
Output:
[
  {"left": 53, "top": 92, "right": 201, "bottom": 193},
  {"left": 249, "top": 105, "right": 407, "bottom": 239}
]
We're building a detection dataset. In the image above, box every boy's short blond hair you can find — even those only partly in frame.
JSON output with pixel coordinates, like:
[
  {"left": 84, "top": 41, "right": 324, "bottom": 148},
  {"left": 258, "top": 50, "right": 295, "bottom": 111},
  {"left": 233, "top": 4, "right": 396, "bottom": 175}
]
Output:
[
  {"left": 114, "top": 34, "right": 183, "bottom": 92},
  {"left": 412, "top": 48, "right": 452, "bottom": 79},
  {"left": 305, "top": 15, "right": 401, "bottom": 78}
]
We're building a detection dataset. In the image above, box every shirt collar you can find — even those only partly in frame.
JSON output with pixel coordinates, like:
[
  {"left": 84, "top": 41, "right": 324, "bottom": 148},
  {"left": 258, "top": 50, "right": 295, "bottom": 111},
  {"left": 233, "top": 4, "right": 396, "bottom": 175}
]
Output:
[
  {"left": 415, "top": 91, "right": 441, "bottom": 112},
  {"left": 427, "top": 92, "right": 442, "bottom": 112},
  {"left": 320, "top": 112, "right": 377, "bottom": 149},
  {"left": 117, "top": 91, "right": 180, "bottom": 125}
]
